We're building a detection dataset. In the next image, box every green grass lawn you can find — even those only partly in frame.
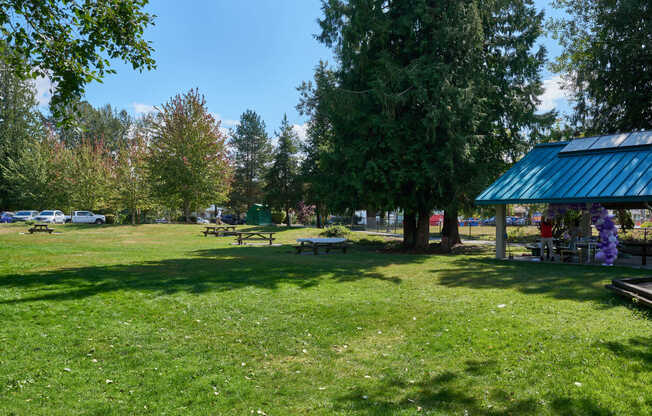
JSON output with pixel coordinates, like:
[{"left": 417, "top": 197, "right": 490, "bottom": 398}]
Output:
[{"left": 0, "top": 223, "right": 650, "bottom": 415}]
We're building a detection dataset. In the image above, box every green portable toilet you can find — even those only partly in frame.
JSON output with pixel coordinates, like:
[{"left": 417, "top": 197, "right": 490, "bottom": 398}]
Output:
[{"left": 246, "top": 204, "right": 272, "bottom": 225}]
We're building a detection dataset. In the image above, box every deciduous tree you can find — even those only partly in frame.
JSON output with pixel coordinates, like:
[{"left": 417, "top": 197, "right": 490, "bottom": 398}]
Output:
[
  {"left": 548, "top": 0, "right": 651, "bottom": 134},
  {"left": 0, "top": 0, "right": 156, "bottom": 116},
  {"left": 114, "top": 129, "right": 151, "bottom": 224},
  {"left": 149, "top": 89, "right": 231, "bottom": 222},
  {"left": 1, "top": 136, "right": 56, "bottom": 209},
  {"left": 67, "top": 139, "right": 114, "bottom": 211}
]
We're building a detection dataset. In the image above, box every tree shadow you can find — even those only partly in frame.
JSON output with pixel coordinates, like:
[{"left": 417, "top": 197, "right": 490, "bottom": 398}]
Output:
[
  {"left": 0, "top": 246, "right": 425, "bottom": 304},
  {"left": 435, "top": 257, "right": 650, "bottom": 309},
  {"left": 600, "top": 336, "right": 652, "bottom": 373},
  {"left": 334, "top": 360, "right": 615, "bottom": 415}
]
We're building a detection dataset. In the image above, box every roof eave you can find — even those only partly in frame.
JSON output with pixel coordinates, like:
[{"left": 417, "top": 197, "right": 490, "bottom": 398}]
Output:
[{"left": 475, "top": 196, "right": 652, "bottom": 205}]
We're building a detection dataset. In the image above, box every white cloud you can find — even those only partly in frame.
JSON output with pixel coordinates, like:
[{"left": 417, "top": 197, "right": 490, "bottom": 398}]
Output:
[
  {"left": 132, "top": 102, "right": 156, "bottom": 115},
  {"left": 212, "top": 113, "right": 239, "bottom": 128},
  {"left": 209, "top": 113, "right": 239, "bottom": 138},
  {"left": 32, "top": 75, "right": 53, "bottom": 107},
  {"left": 292, "top": 123, "right": 308, "bottom": 142},
  {"left": 538, "top": 75, "right": 571, "bottom": 112}
]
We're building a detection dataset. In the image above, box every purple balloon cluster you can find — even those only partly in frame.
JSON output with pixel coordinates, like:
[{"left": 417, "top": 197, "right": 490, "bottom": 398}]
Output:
[{"left": 591, "top": 203, "right": 618, "bottom": 265}]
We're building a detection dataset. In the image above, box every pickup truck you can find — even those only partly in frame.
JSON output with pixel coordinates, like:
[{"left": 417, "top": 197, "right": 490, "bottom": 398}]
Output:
[{"left": 71, "top": 211, "right": 106, "bottom": 224}]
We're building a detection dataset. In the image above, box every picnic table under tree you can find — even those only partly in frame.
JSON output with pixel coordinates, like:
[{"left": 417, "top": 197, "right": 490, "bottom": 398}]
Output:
[
  {"left": 202, "top": 225, "right": 236, "bottom": 236},
  {"left": 234, "top": 231, "right": 276, "bottom": 245},
  {"left": 295, "top": 238, "right": 349, "bottom": 254}
]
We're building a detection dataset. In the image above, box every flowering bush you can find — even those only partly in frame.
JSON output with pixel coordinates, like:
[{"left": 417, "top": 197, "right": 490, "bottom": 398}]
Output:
[{"left": 295, "top": 201, "right": 315, "bottom": 225}]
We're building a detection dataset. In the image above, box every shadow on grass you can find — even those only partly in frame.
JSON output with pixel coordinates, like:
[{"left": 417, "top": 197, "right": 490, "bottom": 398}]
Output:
[
  {"left": 434, "top": 257, "right": 650, "bottom": 309},
  {"left": 334, "top": 360, "right": 616, "bottom": 415},
  {"left": 0, "top": 246, "right": 425, "bottom": 304},
  {"left": 600, "top": 336, "right": 652, "bottom": 373}
]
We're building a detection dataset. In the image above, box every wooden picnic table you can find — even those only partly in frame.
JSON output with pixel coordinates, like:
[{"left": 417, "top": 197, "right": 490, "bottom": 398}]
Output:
[
  {"left": 234, "top": 231, "right": 276, "bottom": 245},
  {"left": 202, "top": 225, "right": 236, "bottom": 236},
  {"left": 28, "top": 223, "right": 53, "bottom": 234},
  {"left": 619, "top": 240, "right": 652, "bottom": 266},
  {"left": 295, "top": 238, "right": 348, "bottom": 255}
]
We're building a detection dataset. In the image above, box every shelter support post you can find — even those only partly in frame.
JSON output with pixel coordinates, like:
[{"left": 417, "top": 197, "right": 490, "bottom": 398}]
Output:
[{"left": 495, "top": 205, "right": 506, "bottom": 259}]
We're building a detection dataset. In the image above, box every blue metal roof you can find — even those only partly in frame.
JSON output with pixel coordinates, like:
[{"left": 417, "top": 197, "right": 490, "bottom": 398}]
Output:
[{"left": 476, "top": 131, "right": 652, "bottom": 205}]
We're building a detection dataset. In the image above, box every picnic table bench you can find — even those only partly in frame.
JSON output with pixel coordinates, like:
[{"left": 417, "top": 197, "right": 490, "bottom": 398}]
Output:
[
  {"left": 295, "top": 238, "right": 349, "bottom": 255},
  {"left": 28, "top": 223, "right": 53, "bottom": 234},
  {"left": 202, "top": 225, "right": 236, "bottom": 236},
  {"left": 235, "top": 231, "right": 276, "bottom": 245}
]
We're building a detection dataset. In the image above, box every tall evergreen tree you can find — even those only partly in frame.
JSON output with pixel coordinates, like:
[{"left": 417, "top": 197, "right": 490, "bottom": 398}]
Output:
[
  {"left": 297, "top": 61, "right": 337, "bottom": 228},
  {"left": 0, "top": 58, "right": 43, "bottom": 208},
  {"left": 228, "top": 110, "right": 272, "bottom": 215},
  {"left": 548, "top": 0, "right": 651, "bottom": 134},
  {"left": 53, "top": 102, "right": 133, "bottom": 150},
  {"left": 315, "top": 0, "right": 552, "bottom": 250},
  {"left": 264, "top": 114, "right": 300, "bottom": 226}
]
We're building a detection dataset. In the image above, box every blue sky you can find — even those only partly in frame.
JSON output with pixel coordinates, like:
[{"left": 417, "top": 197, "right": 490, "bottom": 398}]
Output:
[{"left": 36, "top": 0, "right": 571, "bottom": 139}]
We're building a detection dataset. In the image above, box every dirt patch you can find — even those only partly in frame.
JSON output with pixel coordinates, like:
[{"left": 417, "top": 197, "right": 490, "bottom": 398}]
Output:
[{"left": 374, "top": 241, "right": 492, "bottom": 255}]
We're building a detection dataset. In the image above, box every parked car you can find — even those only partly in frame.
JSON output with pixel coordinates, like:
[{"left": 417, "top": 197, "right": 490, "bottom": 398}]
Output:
[
  {"left": 12, "top": 210, "right": 40, "bottom": 221},
  {"left": 155, "top": 218, "right": 169, "bottom": 224},
  {"left": 34, "top": 210, "right": 66, "bottom": 224},
  {"left": 196, "top": 217, "right": 209, "bottom": 224},
  {"left": 482, "top": 217, "right": 496, "bottom": 226},
  {"left": 512, "top": 217, "right": 527, "bottom": 226},
  {"left": 459, "top": 218, "right": 480, "bottom": 226},
  {"left": 71, "top": 211, "right": 106, "bottom": 224},
  {"left": 0, "top": 211, "right": 15, "bottom": 223},
  {"left": 220, "top": 214, "right": 245, "bottom": 225}
]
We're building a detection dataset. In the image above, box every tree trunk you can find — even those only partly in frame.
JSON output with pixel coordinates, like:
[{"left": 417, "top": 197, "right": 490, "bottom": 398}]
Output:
[
  {"left": 403, "top": 211, "right": 417, "bottom": 249},
  {"left": 316, "top": 203, "right": 322, "bottom": 228},
  {"left": 414, "top": 207, "right": 431, "bottom": 250},
  {"left": 184, "top": 201, "right": 191, "bottom": 223},
  {"left": 366, "top": 208, "right": 377, "bottom": 230},
  {"left": 131, "top": 209, "right": 136, "bottom": 225},
  {"left": 441, "top": 208, "right": 461, "bottom": 252},
  {"left": 286, "top": 206, "right": 291, "bottom": 227}
]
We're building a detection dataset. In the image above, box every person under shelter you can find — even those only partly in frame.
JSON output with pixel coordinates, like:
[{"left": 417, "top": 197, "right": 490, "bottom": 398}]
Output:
[{"left": 540, "top": 217, "right": 554, "bottom": 261}]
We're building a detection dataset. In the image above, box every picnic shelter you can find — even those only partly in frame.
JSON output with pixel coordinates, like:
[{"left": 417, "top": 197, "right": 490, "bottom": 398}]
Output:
[{"left": 476, "top": 130, "right": 652, "bottom": 259}]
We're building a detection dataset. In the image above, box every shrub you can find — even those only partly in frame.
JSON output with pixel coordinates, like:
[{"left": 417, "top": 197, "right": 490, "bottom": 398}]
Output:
[
  {"left": 105, "top": 215, "right": 116, "bottom": 224},
  {"left": 320, "top": 225, "right": 350, "bottom": 238},
  {"left": 177, "top": 216, "right": 198, "bottom": 223},
  {"left": 271, "top": 211, "right": 286, "bottom": 224}
]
